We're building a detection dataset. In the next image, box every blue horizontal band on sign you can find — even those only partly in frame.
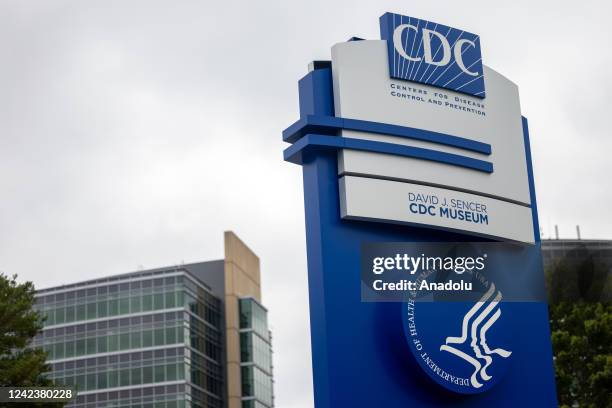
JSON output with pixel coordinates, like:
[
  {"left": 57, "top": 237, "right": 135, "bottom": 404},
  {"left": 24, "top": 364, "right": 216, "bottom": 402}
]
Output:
[
  {"left": 282, "top": 115, "right": 491, "bottom": 155},
  {"left": 283, "top": 134, "right": 493, "bottom": 173}
]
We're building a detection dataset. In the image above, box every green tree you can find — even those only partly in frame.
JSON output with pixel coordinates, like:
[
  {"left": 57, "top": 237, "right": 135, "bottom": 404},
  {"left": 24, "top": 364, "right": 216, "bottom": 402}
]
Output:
[
  {"left": 547, "top": 254, "right": 611, "bottom": 408},
  {"left": 550, "top": 302, "right": 611, "bottom": 408},
  {"left": 0, "top": 273, "right": 56, "bottom": 385}
]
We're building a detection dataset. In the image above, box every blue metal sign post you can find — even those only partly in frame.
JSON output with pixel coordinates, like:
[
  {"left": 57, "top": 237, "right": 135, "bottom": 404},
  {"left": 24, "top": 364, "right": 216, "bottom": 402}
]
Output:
[{"left": 283, "top": 62, "right": 558, "bottom": 406}]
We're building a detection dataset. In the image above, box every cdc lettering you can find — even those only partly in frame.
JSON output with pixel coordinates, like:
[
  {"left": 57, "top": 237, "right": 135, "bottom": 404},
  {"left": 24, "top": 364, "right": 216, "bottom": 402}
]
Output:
[
  {"left": 393, "top": 25, "right": 479, "bottom": 76},
  {"left": 409, "top": 203, "right": 436, "bottom": 216}
]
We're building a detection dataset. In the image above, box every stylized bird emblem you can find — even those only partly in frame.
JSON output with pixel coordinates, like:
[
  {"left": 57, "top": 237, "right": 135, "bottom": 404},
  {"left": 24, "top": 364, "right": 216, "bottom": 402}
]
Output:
[{"left": 440, "top": 283, "right": 512, "bottom": 388}]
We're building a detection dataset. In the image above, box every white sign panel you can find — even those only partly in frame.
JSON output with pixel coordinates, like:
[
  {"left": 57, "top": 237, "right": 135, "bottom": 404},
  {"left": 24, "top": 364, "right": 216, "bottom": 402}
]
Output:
[
  {"left": 340, "top": 176, "right": 535, "bottom": 243},
  {"left": 332, "top": 40, "right": 530, "bottom": 205},
  {"left": 331, "top": 39, "right": 535, "bottom": 242}
]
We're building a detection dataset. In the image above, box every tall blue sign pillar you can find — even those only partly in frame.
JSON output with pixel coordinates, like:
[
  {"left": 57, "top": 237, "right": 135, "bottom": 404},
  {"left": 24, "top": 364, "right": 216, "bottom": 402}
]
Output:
[{"left": 283, "top": 13, "right": 558, "bottom": 407}]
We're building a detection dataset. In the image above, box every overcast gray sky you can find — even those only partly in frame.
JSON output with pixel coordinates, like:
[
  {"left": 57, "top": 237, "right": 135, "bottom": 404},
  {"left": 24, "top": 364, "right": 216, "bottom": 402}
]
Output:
[{"left": 1, "top": 1, "right": 610, "bottom": 407}]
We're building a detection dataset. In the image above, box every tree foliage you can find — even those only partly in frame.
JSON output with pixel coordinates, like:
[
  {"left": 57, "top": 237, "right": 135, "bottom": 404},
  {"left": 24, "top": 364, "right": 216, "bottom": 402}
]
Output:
[
  {"left": 546, "top": 253, "right": 611, "bottom": 408},
  {"left": 550, "top": 302, "right": 611, "bottom": 408},
  {"left": 0, "top": 273, "right": 52, "bottom": 386}
]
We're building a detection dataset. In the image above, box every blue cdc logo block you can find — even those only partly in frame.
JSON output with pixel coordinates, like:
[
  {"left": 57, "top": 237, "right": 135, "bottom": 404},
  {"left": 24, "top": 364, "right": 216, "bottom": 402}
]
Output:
[{"left": 380, "top": 12, "right": 485, "bottom": 98}]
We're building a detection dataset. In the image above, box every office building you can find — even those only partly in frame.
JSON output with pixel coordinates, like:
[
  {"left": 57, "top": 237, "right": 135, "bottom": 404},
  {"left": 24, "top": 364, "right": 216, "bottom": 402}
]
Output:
[
  {"left": 541, "top": 238, "right": 612, "bottom": 302},
  {"left": 542, "top": 238, "right": 612, "bottom": 265},
  {"left": 32, "top": 231, "right": 274, "bottom": 408}
]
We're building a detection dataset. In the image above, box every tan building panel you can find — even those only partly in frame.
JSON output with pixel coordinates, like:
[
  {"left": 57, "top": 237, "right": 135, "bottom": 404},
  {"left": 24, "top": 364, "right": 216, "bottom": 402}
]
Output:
[{"left": 223, "top": 231, "right": 263, "bottom": 408}]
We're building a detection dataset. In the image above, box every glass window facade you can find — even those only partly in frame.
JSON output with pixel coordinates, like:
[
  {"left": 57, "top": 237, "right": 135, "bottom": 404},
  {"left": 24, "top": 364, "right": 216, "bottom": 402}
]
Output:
[
  {"left": 239, "top": 298, "right": 273, "bottom": 408},
  {"left": 34, "top": 269, "right": 225, "bottom": 408}
]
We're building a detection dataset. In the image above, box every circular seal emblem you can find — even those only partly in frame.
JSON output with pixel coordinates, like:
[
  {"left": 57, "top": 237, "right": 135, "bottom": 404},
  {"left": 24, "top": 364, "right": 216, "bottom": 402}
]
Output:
[{"left": 403, "top": 282, "right": 514, "bottom": 394}]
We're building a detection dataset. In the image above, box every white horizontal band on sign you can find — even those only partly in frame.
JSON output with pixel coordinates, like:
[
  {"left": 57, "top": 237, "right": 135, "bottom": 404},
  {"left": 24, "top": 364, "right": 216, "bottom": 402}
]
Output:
[{"left": 339, "top": 176, "right": 535, "bottom": 243}]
